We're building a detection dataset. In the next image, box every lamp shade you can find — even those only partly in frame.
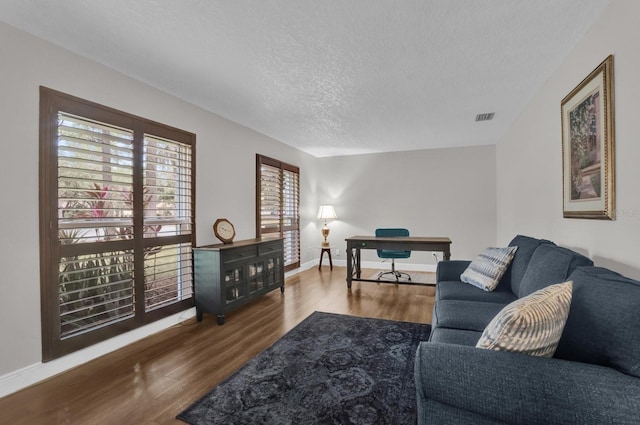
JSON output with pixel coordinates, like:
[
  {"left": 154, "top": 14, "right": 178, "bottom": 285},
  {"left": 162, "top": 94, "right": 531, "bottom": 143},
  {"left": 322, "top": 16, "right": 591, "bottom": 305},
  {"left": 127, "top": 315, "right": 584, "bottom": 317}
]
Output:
[{"left": 317, "top": 205, "right": 337, "bottom": 220}]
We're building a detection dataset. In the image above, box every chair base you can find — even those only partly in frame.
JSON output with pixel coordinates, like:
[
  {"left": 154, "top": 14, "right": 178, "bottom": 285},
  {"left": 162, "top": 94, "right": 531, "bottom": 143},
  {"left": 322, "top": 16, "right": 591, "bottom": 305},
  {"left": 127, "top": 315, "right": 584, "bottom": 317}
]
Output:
[
  {"left": 377, "top": 270, "right": 412, "bottom": 282},
  {"left": 377, "top": 260, "right": 412, "bottom": 282}
]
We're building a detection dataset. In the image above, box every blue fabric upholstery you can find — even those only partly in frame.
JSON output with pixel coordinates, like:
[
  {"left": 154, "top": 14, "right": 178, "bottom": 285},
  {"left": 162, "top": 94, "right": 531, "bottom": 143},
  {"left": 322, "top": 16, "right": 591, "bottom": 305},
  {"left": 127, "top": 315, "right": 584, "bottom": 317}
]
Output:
[
  {"left": 436, "top": 260, "right": 517, "bottom": 303},
  {"left": 418, "top": 397, "right": 506, "bottom": 425},
  {"left": 415, "top": 342, "right": 640, "bottom": 425},
  {"left": 555, "top": 266, "right": 640, "bottom": 377},
  {"left": 419, "top": 235, "right": 640, "bottom": 424},
  {"left": 517, "top": 244, "right": 592, "bottom": 298},
  {"left": 375, "top": 228, "right": 411, "bottom": 258},
  {"left": 428, "top": 327, "right": 481, "bottom": 346},
  {"left": 432, "top": 300, "right": 506, "bottom": 332},
  {"left": 436, "top": 279, "right": 517, "bottom": 304},
  {"left": 503, "top": 235, "right": 555, "bottom": 294},
  {"left": 435, "top": 260, "right": 470, "bottom": 282}
]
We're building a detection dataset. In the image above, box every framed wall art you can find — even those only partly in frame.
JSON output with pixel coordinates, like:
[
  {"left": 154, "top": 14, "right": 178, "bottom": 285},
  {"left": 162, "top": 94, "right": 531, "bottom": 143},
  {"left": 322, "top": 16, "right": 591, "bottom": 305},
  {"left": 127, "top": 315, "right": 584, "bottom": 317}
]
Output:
[{"left": 561, "top": 55, "right": 615, "bottom": 219}]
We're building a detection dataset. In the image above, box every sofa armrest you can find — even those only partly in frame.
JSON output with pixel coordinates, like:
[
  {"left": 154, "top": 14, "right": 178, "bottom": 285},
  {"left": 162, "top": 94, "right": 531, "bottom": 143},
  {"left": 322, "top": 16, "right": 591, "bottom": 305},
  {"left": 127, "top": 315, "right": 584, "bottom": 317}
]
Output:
[
  {"left": 436, "top": 260, "right": 470, "bottom": 282},
  {"left": 415, "top": 342, "right": 640, "bottom": 425}
]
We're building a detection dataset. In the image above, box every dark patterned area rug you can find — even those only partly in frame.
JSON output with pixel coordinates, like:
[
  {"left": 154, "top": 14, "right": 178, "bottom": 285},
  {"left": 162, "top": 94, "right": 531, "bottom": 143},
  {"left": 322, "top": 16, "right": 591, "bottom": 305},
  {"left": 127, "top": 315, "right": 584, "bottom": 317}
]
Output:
[{"left": 177, "top": 311, "right": 431, "bottom": 425}]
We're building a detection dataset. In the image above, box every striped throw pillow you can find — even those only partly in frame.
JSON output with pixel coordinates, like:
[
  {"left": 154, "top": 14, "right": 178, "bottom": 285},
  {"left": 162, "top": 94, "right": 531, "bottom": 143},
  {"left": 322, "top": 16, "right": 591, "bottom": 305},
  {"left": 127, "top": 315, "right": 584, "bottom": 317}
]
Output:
[
  {"left": 476, "top": 281, "right": 573, "bottom": 357},
  {"left": 460, "top": 246, "right": 518, "bottom": 291}
]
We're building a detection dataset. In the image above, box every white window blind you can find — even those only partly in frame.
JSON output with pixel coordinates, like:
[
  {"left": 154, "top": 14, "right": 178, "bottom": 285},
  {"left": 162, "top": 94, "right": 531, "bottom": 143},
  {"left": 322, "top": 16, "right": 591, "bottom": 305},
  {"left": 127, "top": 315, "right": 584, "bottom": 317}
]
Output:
[
  {"left": 282, "top": 169, "right": 300, "bottom": 267},
  {"left": 259, "top": 162, "right": 282, "bottom": 236},
  {"left": 57, "top": 113, "right": 136, "bottom": 338},
  {"left": 40, "top": 87, "right": 195, "bottom": 360},
  {"left": 143, "top": 134, "right": 194, "bottom": 312},
  {"left": 256, "top": 155, "right": 300, "bottom": 270},
  {"left": 57, "top": 113, "right": 134, "bottom": 245},
  {"left": 143, "top": 134, "right": 192, "bottom": 237}
]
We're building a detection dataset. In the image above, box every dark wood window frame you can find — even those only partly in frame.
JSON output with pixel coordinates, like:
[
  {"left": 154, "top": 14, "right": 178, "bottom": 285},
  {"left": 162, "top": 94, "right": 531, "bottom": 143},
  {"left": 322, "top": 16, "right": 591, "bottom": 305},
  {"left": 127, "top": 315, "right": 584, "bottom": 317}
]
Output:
[
  {"left": 256, "top": 154, "right": 300, "bottom": 271},
  {"left": 39, "top": 87, "right": 196, "bottom": 361}
]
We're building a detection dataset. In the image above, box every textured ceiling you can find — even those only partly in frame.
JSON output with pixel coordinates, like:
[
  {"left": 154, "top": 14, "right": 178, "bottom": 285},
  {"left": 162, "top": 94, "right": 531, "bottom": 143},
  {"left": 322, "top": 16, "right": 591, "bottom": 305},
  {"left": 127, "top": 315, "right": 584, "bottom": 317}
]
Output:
[{"left": 0, "top": 0, "right": 610, "bottom": 157}]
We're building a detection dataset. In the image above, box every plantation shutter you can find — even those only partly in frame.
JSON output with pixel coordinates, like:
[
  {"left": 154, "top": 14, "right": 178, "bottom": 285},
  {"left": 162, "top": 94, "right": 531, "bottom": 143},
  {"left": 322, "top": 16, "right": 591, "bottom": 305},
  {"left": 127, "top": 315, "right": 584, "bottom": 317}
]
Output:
[
  {"left": 57, "top": 112, "right": 136, "bottom": 339},
  {"left": 282, "top": 168, "right": 300, "bottom": 267},
  {"left": 142, "top": 134, "right": 194, "bottom": 312},
  {"left": 256, "top": 155, "right": 300, "bottom": 271},
  {"left": 40, "top": 87, "right": 195, "bottom": 361},
  {"left": 258, "top": 162, "right": 282, "bottom": 237}
]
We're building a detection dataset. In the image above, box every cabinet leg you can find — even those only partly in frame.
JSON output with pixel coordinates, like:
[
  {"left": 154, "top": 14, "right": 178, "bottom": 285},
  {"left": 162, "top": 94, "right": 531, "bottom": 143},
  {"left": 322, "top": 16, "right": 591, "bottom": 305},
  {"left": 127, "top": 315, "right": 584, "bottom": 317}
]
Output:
[
  {"left": 196, "top": 307, "right": 203, "bottom": 322},
  {"left": 216, "top": 315, "right": 225, "bottom": 325},
  {"left": 280, "top": 285, "right": 285, "bottom": 293}
]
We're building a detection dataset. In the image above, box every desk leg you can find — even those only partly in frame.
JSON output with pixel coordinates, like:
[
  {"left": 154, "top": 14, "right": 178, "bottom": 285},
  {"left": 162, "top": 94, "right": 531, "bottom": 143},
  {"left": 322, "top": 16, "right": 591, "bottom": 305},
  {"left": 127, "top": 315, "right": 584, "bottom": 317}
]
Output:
[
  {"left": 444, "top": 249, "right": 451, "bottom": 261},
  {"left": 356, "top": 248, "right": 361, "bottom": 279},
  {"left": 346, "top": 243, "right": 353, "bottom": 288}
]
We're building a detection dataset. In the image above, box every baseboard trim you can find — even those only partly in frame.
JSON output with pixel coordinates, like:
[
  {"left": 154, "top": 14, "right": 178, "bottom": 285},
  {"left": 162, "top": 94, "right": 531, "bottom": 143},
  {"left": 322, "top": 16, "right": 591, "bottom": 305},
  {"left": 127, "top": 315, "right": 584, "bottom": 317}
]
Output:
[
  {"left": 0, "top": 259, "right": 433, "bottom": 398},
  {"left": 318, "top": 259, "right": 437, "bottom": 272},
  {"left": 0, "top": 309, "right": 196, "bottom": 398}
]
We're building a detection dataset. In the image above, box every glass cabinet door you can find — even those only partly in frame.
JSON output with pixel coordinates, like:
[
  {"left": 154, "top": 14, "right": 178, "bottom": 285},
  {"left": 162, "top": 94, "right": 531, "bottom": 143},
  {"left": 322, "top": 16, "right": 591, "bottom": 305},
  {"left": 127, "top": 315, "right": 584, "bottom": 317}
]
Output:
[
  {"left": 224, "top": 267, "right": 245, "bottom": 303},
  {"left": 265, "top": 256, "right": 282, "bottom": 286},
  {"left": 247, "top": 262, "right": 265, "bottom": 294}
]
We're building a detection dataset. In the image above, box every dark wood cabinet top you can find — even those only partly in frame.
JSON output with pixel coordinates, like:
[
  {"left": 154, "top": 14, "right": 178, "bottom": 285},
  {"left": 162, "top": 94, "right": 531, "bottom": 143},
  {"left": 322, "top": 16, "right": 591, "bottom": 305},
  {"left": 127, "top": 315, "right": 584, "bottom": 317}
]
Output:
[{"left": 195, "top": 237, "right": 284, "bottom": 251}]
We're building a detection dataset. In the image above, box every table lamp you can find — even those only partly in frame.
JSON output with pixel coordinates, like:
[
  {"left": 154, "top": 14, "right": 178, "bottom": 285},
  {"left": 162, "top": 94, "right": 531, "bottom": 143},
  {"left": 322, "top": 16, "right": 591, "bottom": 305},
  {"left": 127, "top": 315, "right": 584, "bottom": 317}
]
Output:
[{"left": 317, "top": 205, "right": 337, "bottom": 247}]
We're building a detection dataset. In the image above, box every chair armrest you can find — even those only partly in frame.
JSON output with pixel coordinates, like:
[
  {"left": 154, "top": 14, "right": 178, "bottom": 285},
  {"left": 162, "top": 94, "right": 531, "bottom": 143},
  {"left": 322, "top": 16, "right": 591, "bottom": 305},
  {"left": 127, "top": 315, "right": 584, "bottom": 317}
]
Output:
[
  {"left": 436, "top": 260, "right": 470, "bottom": 282},
  {"left": 415, "top": 342, "right": 640, "bottom": 425}
]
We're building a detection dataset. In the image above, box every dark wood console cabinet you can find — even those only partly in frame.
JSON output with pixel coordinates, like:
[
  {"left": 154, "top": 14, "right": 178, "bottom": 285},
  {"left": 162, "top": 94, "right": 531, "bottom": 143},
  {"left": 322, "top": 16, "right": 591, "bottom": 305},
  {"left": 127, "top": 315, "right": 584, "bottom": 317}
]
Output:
[{"left": 194, "top": 238, "right": 284, "bottom": 325}]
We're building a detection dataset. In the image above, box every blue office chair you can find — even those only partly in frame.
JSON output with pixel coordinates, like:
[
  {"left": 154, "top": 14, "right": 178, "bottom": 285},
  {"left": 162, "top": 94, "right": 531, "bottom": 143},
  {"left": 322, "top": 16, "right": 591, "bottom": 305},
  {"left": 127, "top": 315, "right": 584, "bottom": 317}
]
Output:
[{"left": 375, "top": 228, "right": 411, "bottom": 282}]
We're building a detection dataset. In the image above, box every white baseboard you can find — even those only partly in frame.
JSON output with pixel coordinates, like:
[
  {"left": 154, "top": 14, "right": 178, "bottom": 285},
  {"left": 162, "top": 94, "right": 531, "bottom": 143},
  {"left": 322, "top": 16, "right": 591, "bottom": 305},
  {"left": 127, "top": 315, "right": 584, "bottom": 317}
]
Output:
[
  {"left": 0, "top": 261, "right": 318, "bottom": 398},
  {"left": 0, "top": 308, "right": 196, "bottom": 398},
  {"left": 358, "top": 260, "right": 437, "bottom": 272},
  {"left": 0, "top": 259, "right": 434, "bottom": 398},
  {"left": 286, "top": 259, "right": 317, "bottom": 277},
  {"left": 319, "top": 258, "right": 437, "bottom": 272}
]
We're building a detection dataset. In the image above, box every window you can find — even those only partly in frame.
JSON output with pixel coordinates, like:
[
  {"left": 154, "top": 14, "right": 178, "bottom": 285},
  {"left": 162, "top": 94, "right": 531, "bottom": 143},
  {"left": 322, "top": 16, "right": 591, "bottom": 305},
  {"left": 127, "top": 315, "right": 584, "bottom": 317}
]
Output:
[
  {"left": 256, "top": 154, "right": 300, "bottom": 271},
  {"left": 39, "top": 87, "right": 195, "bottom": 361}
]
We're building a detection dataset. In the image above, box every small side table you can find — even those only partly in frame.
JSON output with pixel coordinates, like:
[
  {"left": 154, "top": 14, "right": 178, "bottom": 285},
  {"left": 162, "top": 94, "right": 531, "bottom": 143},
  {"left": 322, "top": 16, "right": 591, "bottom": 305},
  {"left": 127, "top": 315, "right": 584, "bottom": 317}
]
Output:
[{"left": 319, "top": 246, "right": 333, "bottom": 270}]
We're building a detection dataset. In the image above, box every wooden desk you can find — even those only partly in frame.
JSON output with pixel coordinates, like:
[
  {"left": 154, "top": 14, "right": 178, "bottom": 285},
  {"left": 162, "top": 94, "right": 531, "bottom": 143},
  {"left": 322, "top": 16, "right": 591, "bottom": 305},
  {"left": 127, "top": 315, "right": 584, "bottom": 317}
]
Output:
[{"left": 345, "top": 236, "right": 452, "bottom": 288}]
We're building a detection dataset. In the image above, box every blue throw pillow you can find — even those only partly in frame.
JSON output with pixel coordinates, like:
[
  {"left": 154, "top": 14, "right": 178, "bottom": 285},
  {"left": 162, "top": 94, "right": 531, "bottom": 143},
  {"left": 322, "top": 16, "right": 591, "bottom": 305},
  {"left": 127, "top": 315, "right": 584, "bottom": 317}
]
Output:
[{"left": 460, "top": 246, "right": 518, "bottom": 291}]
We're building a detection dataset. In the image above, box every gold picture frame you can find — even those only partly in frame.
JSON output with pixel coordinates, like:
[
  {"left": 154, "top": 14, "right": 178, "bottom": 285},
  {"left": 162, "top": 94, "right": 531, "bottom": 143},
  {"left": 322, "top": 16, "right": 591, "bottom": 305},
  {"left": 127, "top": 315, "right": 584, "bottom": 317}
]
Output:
[{"left": 561, "top": 55, "right": 615, "bottom": 220}]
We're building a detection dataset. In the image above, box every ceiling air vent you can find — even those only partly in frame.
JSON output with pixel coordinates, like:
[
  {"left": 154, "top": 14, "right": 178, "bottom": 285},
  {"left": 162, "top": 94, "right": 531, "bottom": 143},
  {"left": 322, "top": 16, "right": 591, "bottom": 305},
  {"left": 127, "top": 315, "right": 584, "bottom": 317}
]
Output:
[{"left": 475, "top": 112, "right": 495, "bottom": 122}]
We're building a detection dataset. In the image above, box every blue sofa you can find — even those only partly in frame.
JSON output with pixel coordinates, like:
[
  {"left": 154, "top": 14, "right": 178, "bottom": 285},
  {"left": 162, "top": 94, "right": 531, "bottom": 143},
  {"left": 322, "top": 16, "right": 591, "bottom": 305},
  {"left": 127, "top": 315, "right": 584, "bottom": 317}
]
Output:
[{"left": 415, "top": 235, "right": 640, "bottom": 424}]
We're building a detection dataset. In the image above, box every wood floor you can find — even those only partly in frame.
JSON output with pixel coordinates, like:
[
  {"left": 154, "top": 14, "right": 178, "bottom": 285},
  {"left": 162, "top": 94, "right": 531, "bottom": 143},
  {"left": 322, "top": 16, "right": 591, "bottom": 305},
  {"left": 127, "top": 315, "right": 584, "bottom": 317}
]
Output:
[{"left": 0, "top": 267, "right": 435, "bottom": 425}]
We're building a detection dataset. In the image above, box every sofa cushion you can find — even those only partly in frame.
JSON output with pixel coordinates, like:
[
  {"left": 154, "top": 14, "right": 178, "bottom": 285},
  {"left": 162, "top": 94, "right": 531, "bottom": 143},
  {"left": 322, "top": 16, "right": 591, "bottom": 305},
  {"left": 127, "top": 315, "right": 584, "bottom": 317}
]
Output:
[
  {"left": 436, "top": 280, "right": 517, "bottom": 304},
  {"left": 433, "top": 300, "right": 507, "bottom": 332},
  {"left": 503, "top": 235, "right": 555, "bottom": 295},
  {"left": 517, "top": 244, "right": 593, "bottom": 298},
  {"left": 555, "top": 267, "right": 640, "bottom": 377},
  {"left": 476, "top": 281, "right": 573, "bottom": 357},
  {"left": 428, "top": 327, "right": 482, "bottom": 346},
  {"left": 436, "top": 260, "right": 471, "bottom": 283},
  {"left": 460, "top": 246, "right": 518, "bottom": 291}
]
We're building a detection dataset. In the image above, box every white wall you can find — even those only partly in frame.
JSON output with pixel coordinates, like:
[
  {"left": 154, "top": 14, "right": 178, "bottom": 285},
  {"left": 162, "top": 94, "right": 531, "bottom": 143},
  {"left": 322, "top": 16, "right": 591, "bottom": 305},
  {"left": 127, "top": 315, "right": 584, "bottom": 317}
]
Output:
[
  {"left": 0, "top": 20, "right": 496, "bottom": 394},
  {"left": 318, "top": 146, "right": 497, "bottom": 267},
  {"left": 0, "top": 21, "right": 318, "bottom": 386},
  {"left": 497, "top": 0, "right": 640, "bottom": 279}
]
